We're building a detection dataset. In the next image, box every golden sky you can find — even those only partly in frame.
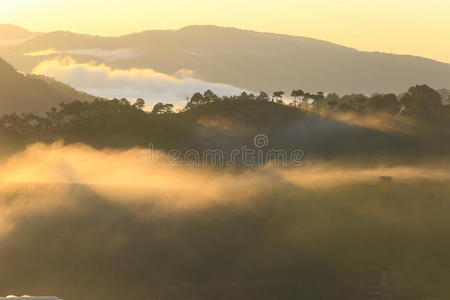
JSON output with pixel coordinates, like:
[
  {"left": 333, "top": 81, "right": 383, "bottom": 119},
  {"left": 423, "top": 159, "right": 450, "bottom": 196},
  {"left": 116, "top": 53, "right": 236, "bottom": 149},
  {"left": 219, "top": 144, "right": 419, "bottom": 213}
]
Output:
[{"left": 2, "top": 0, "right": 450, "bottom": 63}]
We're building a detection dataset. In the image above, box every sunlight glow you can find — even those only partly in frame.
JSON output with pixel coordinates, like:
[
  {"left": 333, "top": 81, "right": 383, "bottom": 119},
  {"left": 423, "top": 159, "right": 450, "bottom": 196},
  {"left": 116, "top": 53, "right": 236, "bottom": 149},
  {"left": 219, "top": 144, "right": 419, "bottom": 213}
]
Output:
[{"left": 1, "top": 0, "right": 449, "bottom": 62}]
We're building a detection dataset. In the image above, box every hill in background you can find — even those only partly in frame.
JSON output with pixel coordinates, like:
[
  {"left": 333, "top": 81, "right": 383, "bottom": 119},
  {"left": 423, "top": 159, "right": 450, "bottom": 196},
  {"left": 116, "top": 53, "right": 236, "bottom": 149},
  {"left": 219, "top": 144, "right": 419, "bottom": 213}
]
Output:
[
  {"left": 1, "top": 25, "right": 450, "bottom": 95},
  {"left": 0, "top": 58, "right": 97, "bottom": 115},
  {"left": 0, "top": 24, "right": 41, "bottom": 47}
]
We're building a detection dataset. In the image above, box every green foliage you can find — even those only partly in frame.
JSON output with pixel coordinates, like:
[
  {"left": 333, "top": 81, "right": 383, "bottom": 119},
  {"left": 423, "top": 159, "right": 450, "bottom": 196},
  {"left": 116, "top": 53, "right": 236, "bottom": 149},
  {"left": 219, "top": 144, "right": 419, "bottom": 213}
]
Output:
[
  {"left": 151, "top": 102, "right": 174, "bottom": 114},
  {"left": 203, "top": 89, "right": 220, "bottom": 103},
  {"left": 186, "top": 90, "right": 274, "bottom": 109},
  {"left": 186, "top": 90, "right": 220, "bottom": 109},
  {"left": 369, "top": 93, "right": 400, "bottom": 114},
  {"left": 272, "top": 91, "right": 284, "bottom": 101},
  {"left": 323, "top": 93, "right": 401, "bottom": 114},
  {"left": 401, "top": 84, "right": 443, "bottom": 118},
  {"left": 134, "top": 98, "right": 146, "bottom": 109},
  {"left": 291, "top": 89, "right": 304, "bottom": 99},
  {"left": 0, "top": 85, "right": 449, "bottom": 157},
  {"left": 256, "top": 91, "right": 270, "bottom": 102},
  {"left": 0, "top": 95, "right": 310, "bottom": 153}
]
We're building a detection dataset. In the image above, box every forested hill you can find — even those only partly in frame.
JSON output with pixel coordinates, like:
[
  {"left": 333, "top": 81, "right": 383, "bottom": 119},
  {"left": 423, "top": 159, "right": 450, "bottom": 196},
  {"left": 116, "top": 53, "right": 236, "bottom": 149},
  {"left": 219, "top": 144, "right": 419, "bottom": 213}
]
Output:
[
  {"left": 2, "top": 95, "right": 448, "bottom": 164},
  {"left": 0, "top": 57, "right": 97, "bottom": 115}
]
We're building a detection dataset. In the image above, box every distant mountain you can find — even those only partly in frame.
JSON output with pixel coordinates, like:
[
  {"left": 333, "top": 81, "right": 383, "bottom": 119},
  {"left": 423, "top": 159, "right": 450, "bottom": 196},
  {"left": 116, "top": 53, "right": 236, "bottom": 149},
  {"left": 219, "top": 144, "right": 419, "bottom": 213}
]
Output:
[
  {"left": 0, "top": 24, "right": 41, "bottom": 47},
  {"left": 0, "top": 58, "right": 97, "bottom": 115},
  {"left": 1, "top": 25, "right": 450, "bottom": 95}
]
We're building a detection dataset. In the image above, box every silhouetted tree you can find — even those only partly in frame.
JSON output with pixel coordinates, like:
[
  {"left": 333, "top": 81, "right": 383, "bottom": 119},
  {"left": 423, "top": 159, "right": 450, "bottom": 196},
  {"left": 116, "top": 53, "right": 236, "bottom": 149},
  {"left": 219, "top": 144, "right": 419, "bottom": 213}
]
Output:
[
  {"left": 120, "top": 98, "right": 130, "bottom": 106},
  {"left": 273, "top": 91, "right": 284, "bottom": 102},
  {"left": 203, "top": 90, "right": 219, "bottom": 103},
  {"left": 313, "top": 92, "right": 325, "bottom": 111},
  {"left": 151, "top": 103, "right": 174, "bottom": 114},
  {"left": 401, "top": 85, "right": 442, "bottom": 118},
  {"left": 46, "top": 107, "right": 58, "bottom": 125},
  {"left": 134, "top": 98, "right": 146, "bottom": 110},
  {"left": 369, "top": 94, "right": 400, "bottom": 114},
  {"left": 303, "top": 93, "right": 311, "bottom": 105},
  {"left": 291, "top": 89, "right": 304, "bottom": 101},
  {"left": 256, "top": 91, "right": 270, "bottom": 102},
  {"left": 186, "top": 92, "right": 204, "bottom": 109},
  {"left": 238, "top": 92, "right": 249, "bottom": 101}
]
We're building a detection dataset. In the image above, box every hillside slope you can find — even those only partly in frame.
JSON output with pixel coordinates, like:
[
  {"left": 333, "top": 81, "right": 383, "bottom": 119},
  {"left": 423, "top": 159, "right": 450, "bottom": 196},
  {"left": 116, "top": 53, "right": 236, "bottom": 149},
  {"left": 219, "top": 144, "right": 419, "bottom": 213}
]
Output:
[{"left": 0, "top": 58, "right": 97, "bottom": 115}]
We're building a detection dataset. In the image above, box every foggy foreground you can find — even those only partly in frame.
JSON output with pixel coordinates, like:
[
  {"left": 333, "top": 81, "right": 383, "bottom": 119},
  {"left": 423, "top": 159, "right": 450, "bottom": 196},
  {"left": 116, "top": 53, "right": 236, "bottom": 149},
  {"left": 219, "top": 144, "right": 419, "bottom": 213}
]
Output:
[{"left": 0, "top": 144, "right": 449, "bottom": 300}]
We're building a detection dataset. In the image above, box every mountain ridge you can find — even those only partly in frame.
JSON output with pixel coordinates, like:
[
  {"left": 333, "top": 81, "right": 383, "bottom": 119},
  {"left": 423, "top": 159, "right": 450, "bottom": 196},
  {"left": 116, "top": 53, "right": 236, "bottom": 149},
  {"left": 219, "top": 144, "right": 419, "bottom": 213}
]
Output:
[
  {"left": 4, "top": 24, "right": 446, "bottom": 62},
  {"left": 0, "top": 24, "right": 41, "bottom": 46},
  {"left": 1, "top": 24, "right": 449, "bottom": 95}
]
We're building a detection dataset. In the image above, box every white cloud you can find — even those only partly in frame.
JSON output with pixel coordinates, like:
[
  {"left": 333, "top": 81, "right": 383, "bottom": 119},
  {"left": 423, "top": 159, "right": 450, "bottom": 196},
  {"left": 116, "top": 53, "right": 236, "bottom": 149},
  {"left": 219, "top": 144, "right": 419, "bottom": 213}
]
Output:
[
  {"left": 25, "top": 48, "right": 139, "bottom": 62},
  {"left": 66, "top": 48, "right": 139, "bottom": 62},
  {"left": 32, "top": 57, "right": 249, "bottom": 106},
  {"left": 24, "top": 48, "right": 60, "bottom": 56}
]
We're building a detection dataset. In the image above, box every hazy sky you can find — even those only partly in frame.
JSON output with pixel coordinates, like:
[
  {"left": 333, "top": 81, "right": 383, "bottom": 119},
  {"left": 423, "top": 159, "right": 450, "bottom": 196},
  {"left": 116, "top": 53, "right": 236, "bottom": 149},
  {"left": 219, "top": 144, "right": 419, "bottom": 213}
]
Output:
[{"left": 2, "top": 0, "right": 450, "bottom": 63}]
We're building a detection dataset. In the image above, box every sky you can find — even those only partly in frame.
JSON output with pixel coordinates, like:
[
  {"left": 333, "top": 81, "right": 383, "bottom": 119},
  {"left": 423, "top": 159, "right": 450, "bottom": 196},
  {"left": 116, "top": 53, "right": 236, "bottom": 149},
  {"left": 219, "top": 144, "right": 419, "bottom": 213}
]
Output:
[{"left": 1, "top": 0, "right": 450, "bottom": 63}]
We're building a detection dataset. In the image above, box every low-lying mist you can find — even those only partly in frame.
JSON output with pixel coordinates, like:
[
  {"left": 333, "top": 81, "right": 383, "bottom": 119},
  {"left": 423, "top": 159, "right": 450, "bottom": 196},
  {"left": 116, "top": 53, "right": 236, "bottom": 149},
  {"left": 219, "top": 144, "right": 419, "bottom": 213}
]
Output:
[
  {"left": 0, "top": 143, "right": 449, "bottom": 299},
  {"left": 31, "top": 57, "right": 248, "bottom": 105}
]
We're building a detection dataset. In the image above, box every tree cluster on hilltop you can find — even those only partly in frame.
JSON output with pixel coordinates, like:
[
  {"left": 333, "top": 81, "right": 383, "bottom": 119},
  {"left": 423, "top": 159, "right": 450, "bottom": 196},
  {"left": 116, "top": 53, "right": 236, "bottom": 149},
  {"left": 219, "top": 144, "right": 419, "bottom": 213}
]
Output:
[
  {"left": 1, "top": 85, "right": 449, "bottom": 139},
  {"left": 184, "top": 85, "right": 449, "bottom": 120},
  {"left": 320, "top": 85, "right": 449, "bottom": 121}
]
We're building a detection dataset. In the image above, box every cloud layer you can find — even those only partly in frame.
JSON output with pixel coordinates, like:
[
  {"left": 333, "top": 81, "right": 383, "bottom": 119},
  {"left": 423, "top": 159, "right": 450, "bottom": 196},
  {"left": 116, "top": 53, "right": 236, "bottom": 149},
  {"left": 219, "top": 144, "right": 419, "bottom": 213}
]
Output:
[
  {"left": 25, "top": 48, "right": 140, "bottom": 62},
  {"left": 32, "top": 57, "right": 248, "bottom": 106}
]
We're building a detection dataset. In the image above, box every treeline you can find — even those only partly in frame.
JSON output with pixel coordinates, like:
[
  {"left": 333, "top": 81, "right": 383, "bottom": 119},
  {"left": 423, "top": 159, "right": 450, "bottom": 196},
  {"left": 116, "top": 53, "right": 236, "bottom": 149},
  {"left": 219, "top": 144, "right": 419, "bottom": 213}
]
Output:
[
  {"left": 1, "top": 85, "right": 450, "bottom": 161},
  {"left": 1, "top": 84, "right": 449, "bottom": 138},
  {"left": 0, "top": 94, "right": 297, "bottom": 139},
  {"left": 0, "top": 96, "right": 202, "bottom": 151},
  {"left": 0, "top": 94, "right": 314, "bottom": 156},
  {"left": 1, "top": 97, "right": 146, "bottom": 136},
  {"left": 186, "top": 85, "right": 450, "bottom": 120},
  {"left": 321, "top": 85, "right": 449, "bottom": 119},
  {"left": 185, "top": 90, "right": 325, "bottom": 108}
]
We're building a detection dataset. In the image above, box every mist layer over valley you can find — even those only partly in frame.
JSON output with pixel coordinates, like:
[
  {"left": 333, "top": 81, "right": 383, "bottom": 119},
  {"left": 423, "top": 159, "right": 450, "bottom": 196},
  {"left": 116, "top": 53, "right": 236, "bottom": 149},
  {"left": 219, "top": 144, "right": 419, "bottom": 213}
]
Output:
[
  {"left": 1, "top": 21, "right": 450, "bottom": 300},
  {"left": 0, "top": 142, "right": 449, "bottom": 300}
]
